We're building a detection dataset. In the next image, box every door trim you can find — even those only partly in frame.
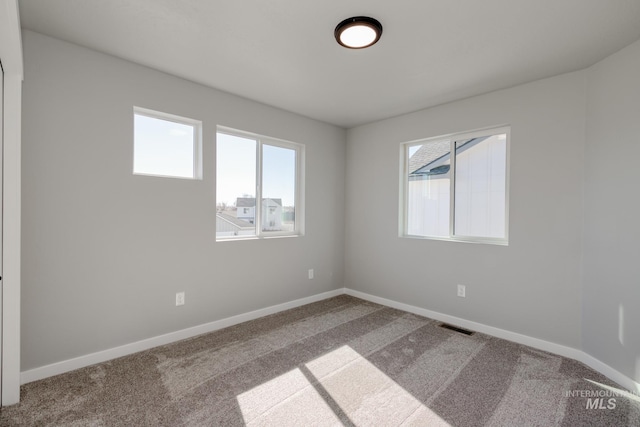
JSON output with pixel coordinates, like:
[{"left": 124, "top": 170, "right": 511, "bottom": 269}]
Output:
[{"left": 0, "top": 0, "right": 23, "bottom": 406}]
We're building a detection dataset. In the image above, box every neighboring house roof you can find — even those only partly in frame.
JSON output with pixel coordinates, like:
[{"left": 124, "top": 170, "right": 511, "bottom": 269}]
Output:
[
  {"left": 408, "top": 140, "right": 451, "bottom": 175},
  {"left": 216, "top": 213, "right": 253, "bottom": 229},
  {"left": 264, "top": 198, "right": 282, "bottom": 207},
  {"left": 409, "top": 136, "right": 489, "bottom": 176},
  {"left": 236, "top": 197, "right": 282, "bottom": 207},
  {"left": 236, "top": 198, "right": 256, "bottom": 208}
]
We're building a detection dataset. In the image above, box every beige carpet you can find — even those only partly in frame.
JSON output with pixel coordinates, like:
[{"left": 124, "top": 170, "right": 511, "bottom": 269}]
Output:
[{"left": 1, "top": 295, "right": 639, "bottom": 426}]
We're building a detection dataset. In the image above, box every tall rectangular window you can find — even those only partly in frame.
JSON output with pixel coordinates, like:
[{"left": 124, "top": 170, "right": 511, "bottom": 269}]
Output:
[
  {"left": 216, "top": 127, "right": 303, "bottom": 240},
  {"left": 133, "top": 107, "right": 202, "bottom": 179},
  {"left": 401, "top": 126, "right": 509, "bottom": 245}
]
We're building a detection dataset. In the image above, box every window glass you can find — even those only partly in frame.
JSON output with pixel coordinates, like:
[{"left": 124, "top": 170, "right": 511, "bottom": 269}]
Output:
[
  {"left": 133, "top": 109, "right": 200, "bottom": 179},
  {"left": 216, "top": 133, "right": 257, "bottom": 236},
  {"left": 262, "top": 144, "right": 296, "bottom": 234},
  {"left": 454, "top": 134, "right": 507, "bottom": 238},
  {"left": 406, "top": 141, "right": 450, "bottom": 237},
  {"left": 216, "top": 129, "right": 303, "bottom": 240}
]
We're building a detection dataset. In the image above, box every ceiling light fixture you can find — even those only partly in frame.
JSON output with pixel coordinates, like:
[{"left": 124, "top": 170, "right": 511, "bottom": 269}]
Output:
[{"left": 334, "top": 16, "right": 383, "bottom": 49}]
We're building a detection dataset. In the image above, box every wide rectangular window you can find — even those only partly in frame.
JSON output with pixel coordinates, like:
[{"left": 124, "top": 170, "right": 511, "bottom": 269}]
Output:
[
  {"left": 133, "top": 107, "right": 202, "bottom": 179},
  {"left": 216, "top": 127, "right": 304, "bottom": 240},
  {"left": 401, "top": 126, "right": 509, "bottom": 244}
]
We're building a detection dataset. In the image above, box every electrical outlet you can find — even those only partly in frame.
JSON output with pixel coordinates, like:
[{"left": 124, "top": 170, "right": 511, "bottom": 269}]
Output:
[
  {"left": 176, "top": 292, "right": 185, "bottom": 306},
  {"left": 457, "top": 284, "right": 466, "bottom": 298},
  {"left": 308, "top": 269, "right": 314, "bottom": 279}
]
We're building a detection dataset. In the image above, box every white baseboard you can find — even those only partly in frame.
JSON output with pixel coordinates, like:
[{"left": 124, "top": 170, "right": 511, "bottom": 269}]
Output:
[
  {"left": 344, "top": 289, "right": 584, "bottom": 360},
  {"left": 345, "top": 288, "right": 640, "bottom": 394},
  {"left": 579, "top": 351, "right": 640, "bottom": 394},
  {"left": 21, "top": 287, "right": 640, "bottom": 396},
  {"left": 20, "top": 288, "right": 345, "bottom": 384}
]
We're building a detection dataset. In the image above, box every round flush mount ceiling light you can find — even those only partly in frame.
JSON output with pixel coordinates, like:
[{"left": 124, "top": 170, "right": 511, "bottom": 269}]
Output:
[{"left": 334, "top": 16, "right": 383, "bottom": 49}]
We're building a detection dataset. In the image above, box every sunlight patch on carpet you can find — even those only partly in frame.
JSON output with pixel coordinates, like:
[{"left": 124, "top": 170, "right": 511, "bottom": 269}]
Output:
[
  {"left": 237, "top": 368, "right": 341, "bottom": 426},
  {"left": 307, "top": 346, "right": 451, "bottom": 425},
  {"left": 236, "top": 345, "right": 452, "bottom": 426}
]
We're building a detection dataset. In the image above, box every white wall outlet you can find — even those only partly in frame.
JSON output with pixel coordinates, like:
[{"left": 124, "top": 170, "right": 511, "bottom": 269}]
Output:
[
  {"left": 308, "top": 269, "right": 314, "bottom": 279},
  {"left": 176, "top": 292, "right": 185, "bottom": 306},
  {"left": 457, "top": 284, "right": 466, "bottom": 298}
]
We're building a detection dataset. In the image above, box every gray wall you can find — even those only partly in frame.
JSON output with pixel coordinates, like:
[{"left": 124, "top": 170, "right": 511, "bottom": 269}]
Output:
[
  {"left": 584, "top": 39, "right": 640, "bottom": 383},
  {"left": 21, "top": 28, "right": 640, "bottom": 385},
  {"left": 21, "top": 31, "right": 346, "bottom": 370},
  {"left": 345, "top": 71, "right": 587, "bottom": 349}
]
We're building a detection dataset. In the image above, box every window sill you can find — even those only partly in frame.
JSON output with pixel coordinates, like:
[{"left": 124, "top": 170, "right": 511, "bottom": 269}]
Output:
[
  {"left": 401, "top": 234, "right": 508, "bottom": 246},
  {"left": 216, "top": 234, "right": 302, "bottom": 243}
]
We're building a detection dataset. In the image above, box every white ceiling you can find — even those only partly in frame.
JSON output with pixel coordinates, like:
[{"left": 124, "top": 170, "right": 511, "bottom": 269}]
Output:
[{"left": 18, "top": 0, "right": 640, "bottom": 128}]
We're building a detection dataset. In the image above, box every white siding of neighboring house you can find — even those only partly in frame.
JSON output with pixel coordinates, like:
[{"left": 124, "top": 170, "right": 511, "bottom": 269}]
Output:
[
  {"left": 262, "top": 199, "right": 283, "bottom": 231},
  {"left": 408, "top": 174, "right": 450, "bottom": 237},
  {"left": 233, "top": 198, "right": 283, "bottom": 231},
  {"left": 237, "top": 206, "right": 255, "bottom": 223},
  {"left": 454, "top": 136, "right": 506, "bottom": 238}
]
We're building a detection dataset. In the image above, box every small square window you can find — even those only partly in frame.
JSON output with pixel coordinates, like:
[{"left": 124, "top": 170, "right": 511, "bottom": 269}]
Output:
[{"left": 133, "top": 107, "right": 202, "bottom": 179}]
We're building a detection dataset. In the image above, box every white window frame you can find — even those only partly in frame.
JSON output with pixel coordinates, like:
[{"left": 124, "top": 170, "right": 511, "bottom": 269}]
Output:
[
  {"left": 400, "top": 125, "right": 510, "bottom": 245},
  {"left": 133, "top": 106, "right": 203, "bottom": 180},
  {"left": 216, "top": 126, "right": 305, "bottom": 241}
]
